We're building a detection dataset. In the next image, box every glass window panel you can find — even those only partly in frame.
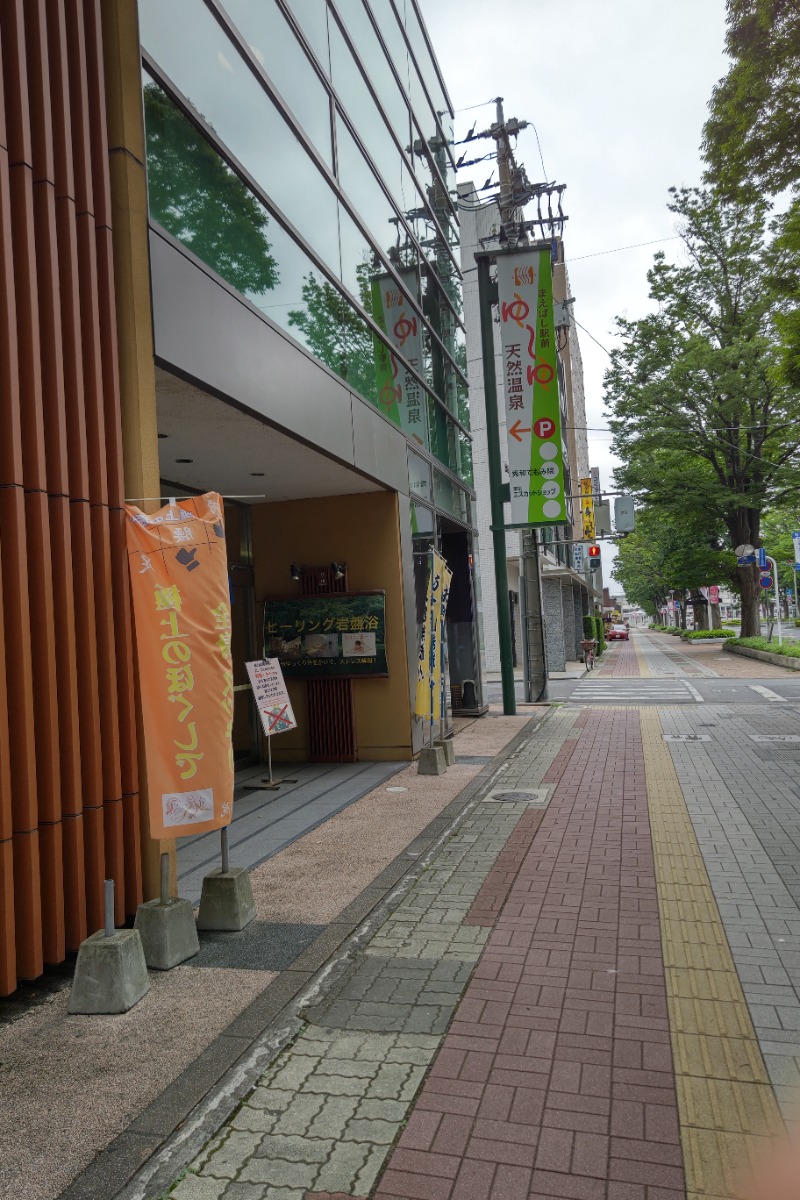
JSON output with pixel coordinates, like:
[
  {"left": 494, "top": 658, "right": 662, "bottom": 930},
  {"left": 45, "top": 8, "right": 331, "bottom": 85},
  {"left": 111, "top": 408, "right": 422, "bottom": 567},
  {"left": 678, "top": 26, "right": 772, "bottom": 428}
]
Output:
[
  {"left": 411, "top": 499, "right": 435, "bottom": 536},
  {"left": 283, "top": 0, "right": 331, "bottom": 73},
  {"left": 220, "top": 0, "right": 333, "bottom": 167},
  {"left": 139, "top": 0, "right": 340, "bottom": 274},
  {"left": 329, "top": 21, "right": 403, "bottom": 198},
  {"left": 408, "top": 448, "right": 432, "bottom": 503},
  {"left": 368, "top": 0, "right": 409, "bottom": 90},
  {"left": 402, "top": 5, "right": 453, "bottom": 142},
  {"left": 434, "top": 469, "right": 469, "bottom": 524},
  {"left": 333, "top": 2, "right": 411, "bottom": 152}
]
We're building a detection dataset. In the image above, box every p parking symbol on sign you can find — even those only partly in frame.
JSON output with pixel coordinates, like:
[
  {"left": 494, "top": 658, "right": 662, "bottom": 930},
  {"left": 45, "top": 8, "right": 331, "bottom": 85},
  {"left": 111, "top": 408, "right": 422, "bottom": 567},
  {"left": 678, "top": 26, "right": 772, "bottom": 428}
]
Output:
[{"left": 534, "top": 418, "right": 555, "bottom": 439}]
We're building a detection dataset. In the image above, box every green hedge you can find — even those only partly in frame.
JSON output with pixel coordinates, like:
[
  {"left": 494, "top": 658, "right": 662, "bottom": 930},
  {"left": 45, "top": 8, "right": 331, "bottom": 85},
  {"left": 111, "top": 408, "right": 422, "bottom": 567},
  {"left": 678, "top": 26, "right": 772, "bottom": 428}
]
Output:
[
  {"left": 582, "top": 614, "right": 596, "bottom": 641},
  {"left": 682, "top": 629, "right": 736, "bottom": 640},
  {"left": 594, "top": 616, "right": 606, "bottom": 653},
  {"left": 728, "top": 636, "right": 800, "bottom": 659}
]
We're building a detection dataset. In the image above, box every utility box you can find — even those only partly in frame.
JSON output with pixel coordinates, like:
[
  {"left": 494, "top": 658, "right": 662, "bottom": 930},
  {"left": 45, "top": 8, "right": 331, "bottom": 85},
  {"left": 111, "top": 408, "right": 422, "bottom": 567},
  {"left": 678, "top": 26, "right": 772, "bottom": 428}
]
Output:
[{"left": 614, "top": 496, "right": 636, "bottom": 532}]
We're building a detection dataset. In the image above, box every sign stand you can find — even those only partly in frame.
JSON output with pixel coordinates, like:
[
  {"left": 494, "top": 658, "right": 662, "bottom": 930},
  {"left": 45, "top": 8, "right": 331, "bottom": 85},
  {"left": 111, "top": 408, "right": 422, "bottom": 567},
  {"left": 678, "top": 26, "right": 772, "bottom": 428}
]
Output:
[{"left": 245, "top": 658, "right": 298, "bottom": 790}]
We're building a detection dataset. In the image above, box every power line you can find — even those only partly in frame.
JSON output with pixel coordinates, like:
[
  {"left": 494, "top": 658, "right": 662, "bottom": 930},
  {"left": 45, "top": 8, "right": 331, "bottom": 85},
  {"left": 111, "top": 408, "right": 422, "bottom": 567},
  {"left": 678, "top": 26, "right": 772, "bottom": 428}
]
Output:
[
  {"left": 567, "top": 236, "right": 682, "bottom": 263},
  {"left": 573, "top": 318, "right": 613, "bottom": 357}
]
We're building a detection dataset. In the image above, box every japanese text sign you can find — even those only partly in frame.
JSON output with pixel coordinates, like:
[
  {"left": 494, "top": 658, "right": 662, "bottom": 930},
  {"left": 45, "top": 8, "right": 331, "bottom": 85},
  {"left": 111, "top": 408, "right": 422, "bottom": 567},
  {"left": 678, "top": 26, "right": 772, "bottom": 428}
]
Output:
[
  {"left": 245, "top": 659, "right": 297, "bottom": 737},
  {"left": 125, "top": 493, "right": 234, "bottom": 840},
  {"left": 372, "top": 270, "right": 428, "bottom": 449},
  {"left": 497, "top": 249, "right": 566, "bottom": 525},
  {"left": 264, "top": 592, "right": 387, "bottom": 678},
  {"left": 580, "top": 478, "right": 595, "bottom": 540},
  {"left": 414, "top": 549, "right": 453, "bottom": 722}
]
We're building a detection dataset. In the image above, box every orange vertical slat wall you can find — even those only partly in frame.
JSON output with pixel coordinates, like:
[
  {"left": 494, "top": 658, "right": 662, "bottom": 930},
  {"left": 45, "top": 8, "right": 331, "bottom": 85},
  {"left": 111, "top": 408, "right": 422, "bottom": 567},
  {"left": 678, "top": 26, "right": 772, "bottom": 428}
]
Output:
[{"left": 0, "top": 0, "right": 143, "bottom": 994}]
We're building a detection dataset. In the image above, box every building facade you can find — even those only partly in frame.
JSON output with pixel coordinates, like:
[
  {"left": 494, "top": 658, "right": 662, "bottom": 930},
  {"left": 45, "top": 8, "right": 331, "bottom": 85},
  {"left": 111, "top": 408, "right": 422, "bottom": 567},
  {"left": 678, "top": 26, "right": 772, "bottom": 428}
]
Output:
[
  {"left": 459, "top": 188, "right": 602, "bottom": 680},
  {"left": 0, "top": 0, "right": 478, "bottom": 994}
]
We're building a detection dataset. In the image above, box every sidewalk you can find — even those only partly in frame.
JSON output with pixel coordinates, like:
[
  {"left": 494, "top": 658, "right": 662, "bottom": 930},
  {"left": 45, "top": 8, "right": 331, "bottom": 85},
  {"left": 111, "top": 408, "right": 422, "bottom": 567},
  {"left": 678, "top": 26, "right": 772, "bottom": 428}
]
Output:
[
  {"left": 133, "top": 636, "right": 799, "bottom": 1200},
  {"left": 5, "top": 635, "right": 800, "bottom": 1200}
]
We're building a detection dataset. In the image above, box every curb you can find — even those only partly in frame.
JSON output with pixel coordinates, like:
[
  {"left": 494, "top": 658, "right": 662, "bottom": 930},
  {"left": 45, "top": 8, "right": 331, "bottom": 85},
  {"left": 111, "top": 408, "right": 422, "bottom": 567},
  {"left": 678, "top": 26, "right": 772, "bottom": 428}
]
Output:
[
  {"left": 723, "top": 644, "right": 800, "bottom": 671},
  {"left": 59, "top": 713, "right": 547, "bottom": 1200}
]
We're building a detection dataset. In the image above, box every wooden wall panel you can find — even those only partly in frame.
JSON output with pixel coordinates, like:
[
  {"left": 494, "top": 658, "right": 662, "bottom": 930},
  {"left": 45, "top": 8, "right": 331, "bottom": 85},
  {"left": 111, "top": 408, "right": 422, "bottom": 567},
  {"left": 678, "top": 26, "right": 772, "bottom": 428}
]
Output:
[{"left": 0, "top": 0, "right": 144, "bottom": 991}]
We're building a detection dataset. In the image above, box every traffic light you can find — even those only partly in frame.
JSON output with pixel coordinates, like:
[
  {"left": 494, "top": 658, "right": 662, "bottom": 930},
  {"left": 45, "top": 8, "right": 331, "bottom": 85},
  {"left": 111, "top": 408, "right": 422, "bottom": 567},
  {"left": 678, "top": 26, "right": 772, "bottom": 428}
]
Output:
[{"left": 588, "top": 544, "right": 601, "bottom": 570}]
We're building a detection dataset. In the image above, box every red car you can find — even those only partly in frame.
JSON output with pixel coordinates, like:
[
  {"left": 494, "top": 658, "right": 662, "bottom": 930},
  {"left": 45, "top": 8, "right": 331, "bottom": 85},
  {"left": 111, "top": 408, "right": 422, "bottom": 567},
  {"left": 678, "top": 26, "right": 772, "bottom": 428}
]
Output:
[{"left": 607, "top": 624, "right": 629, "bottom": 641}]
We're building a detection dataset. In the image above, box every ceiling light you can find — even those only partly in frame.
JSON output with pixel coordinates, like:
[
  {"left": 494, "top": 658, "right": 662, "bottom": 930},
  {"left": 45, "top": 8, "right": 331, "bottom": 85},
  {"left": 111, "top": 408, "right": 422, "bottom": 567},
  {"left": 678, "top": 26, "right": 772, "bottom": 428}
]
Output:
[
  {"left": 175, "top": 457, "right": 193, "bottom": 463},
  {"left": 289, "top": 563, "right": 301, "bottom": 581},
  {"left": 331, "top": 561, "right": 345, "bottom": 580}
]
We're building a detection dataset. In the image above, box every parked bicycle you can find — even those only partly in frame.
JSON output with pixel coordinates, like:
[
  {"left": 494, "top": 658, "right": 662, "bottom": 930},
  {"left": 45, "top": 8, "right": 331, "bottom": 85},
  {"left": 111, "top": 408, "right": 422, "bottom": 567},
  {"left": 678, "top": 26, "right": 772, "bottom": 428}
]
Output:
[{"left": 581, "top": 638, "right": 596, "bottom": 670}]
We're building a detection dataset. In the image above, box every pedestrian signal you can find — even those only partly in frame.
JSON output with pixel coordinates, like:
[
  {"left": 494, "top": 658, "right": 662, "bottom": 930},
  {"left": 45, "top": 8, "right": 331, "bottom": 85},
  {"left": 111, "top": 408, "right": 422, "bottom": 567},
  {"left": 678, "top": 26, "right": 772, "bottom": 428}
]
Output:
[{"left": 588, "top": 545, "right": 601, "bottom": 569}]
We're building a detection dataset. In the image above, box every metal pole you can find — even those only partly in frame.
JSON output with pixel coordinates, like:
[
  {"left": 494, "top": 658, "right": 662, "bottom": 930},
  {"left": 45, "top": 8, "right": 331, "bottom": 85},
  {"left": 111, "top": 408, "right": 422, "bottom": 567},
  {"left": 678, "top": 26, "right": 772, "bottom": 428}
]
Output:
[
  {"left": 221, "top": 825, "right": 230, "bottom": 874},
  {"left": 768, "top": 556, "right": 783, "bottom": 646},
  {"left": 477, "top": 255, "right": 516, "bottom": 715},
  {"left": 160, "top": 852, "right": 170, "bottom": 906},
  {"left": 103, "top": 879, "right": 114, "bottom": 937},
  {"left": 267, "top": 734, "right": 273, "bottom": 784}
]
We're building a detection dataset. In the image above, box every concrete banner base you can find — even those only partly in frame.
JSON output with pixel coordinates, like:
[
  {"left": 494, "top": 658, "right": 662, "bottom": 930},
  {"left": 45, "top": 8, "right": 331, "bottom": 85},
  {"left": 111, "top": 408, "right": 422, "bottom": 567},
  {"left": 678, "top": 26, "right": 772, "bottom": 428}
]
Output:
[
  {"left": 135, "top": 897, "right": 200, "bottom": 969},
  {"left": 434, "top": 739, "right": 456, "bottom": 767},
  {"left": 417, "top": 746, "right": 446, "bottom": 775},
  {"left": 197, "top": 867, "right": 256, "bottom": 931},
  {"left": 68, "top": 929, "right": 150, "bottom": 1015}
]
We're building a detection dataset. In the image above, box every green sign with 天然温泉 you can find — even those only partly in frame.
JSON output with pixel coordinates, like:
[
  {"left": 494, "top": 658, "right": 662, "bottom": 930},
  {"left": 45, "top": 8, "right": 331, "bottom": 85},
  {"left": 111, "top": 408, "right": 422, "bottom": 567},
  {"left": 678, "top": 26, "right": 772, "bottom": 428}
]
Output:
[
  {"left": 497, "top": 248, "right": 566, "bottom": 525},
  {"left": 263, "top": 592, "right": 387, "bottom": 678}
]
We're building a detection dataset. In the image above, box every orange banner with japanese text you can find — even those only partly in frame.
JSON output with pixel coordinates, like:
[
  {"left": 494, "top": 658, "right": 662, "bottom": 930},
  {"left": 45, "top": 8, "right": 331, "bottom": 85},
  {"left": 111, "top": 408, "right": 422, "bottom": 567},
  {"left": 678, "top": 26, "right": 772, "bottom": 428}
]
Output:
[{"left": 125, "top": 493, "right": 234, "bottom": 840}]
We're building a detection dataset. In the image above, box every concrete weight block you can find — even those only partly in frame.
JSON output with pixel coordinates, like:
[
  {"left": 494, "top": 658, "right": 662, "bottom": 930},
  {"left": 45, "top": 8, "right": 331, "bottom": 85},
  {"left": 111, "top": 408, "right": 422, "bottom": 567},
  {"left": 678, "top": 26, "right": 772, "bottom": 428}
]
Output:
[
  {"left": 197, "top": 867, "right": 256, "bottom": 932},
  {"left": 417, "top": 746, "right": 446, "bottom": 775},
  {"left": 135, "top": 897, "right": 200, "bottom": 969},
  {"left": 434, "top": 738, "right": 456, "bottom": 766},
  {"left": 68, "top": 929, "right": 150, "bottom": 1015}
]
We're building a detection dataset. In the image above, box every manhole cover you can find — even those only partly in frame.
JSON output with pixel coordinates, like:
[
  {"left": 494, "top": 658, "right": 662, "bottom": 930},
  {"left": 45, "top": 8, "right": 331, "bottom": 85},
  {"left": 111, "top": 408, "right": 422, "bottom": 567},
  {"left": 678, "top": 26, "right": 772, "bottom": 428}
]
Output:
[
  {"left": 484, "top": 788, "right": 549, "bottom": 805},
  {"left": 749, "top": 735, "right": 800, "bottom": 743},
  {"left": 663, "top": 734, "right": 711, "bottom": 742}
]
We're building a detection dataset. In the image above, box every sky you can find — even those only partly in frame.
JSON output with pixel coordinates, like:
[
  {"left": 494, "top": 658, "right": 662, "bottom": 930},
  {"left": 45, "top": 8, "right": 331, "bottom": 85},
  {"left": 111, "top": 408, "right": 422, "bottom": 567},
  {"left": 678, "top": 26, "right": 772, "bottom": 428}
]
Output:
[{"left": 423, "top": 0, "right": 730, "bottom": 588}]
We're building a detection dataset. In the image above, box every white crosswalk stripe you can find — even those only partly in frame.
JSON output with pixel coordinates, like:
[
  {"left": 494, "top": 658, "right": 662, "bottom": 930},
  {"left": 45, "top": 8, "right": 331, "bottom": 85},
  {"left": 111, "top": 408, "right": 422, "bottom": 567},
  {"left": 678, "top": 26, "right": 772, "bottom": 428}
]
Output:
[{"left": 570, "top": 679, "right": 700, "bottom": 704}]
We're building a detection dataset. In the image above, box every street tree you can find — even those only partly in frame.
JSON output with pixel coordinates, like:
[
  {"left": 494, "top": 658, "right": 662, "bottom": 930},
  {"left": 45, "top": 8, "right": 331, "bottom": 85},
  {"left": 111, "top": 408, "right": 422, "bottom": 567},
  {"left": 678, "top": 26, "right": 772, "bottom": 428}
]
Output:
[
  {"left": 612, "top": 507, "right": 734, "bottom": 622},
  {"left": 606, "top": 186, "right": 800, "bottom": 636}
]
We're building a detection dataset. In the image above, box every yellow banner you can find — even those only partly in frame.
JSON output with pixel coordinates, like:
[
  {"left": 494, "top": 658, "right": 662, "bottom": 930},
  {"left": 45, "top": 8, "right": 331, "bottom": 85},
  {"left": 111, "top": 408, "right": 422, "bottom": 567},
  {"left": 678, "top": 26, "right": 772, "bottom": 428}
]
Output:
[
  {"left": 125, "top": 493, "right": 234, "bottom": 840},
  {"left": 580, "top": 477, "right": 595, "bottom": 540},
  {"left": 414, "top": 550, "right": 452, "bottom": 722}
]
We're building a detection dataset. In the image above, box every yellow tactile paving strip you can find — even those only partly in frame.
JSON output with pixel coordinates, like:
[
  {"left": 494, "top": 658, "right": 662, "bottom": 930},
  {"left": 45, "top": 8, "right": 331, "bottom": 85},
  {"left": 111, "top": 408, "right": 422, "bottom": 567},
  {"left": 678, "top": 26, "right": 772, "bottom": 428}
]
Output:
[
  {"left": 632, "top": 634, "right": 652, "bottom": 676},
  {"left": 640, "top": 710, "right": 783, "bottom": 1199}
]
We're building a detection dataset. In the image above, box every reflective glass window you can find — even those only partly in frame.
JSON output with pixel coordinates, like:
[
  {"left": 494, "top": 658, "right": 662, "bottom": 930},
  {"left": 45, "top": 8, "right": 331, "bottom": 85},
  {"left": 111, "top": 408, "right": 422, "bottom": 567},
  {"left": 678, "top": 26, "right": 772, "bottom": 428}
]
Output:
[
  {"left": 283, "top": 0, "right": 331, "bottom": 73},
  {"left": 143, "top": 76, "right": 398, "bottom": 413},
  {"left": 368, "top": 0, "right": 409, "bottom": 90},
  {"left": 402, "top": 5, "right": 453, "bottom": 144},
  {"left": 434, "top": 469, "right": 470, "bottom": 524},
  {"left": 408, "top": 449, "right": 432, "bottom": 502},
  {"left": 219, "top": 0, "right": 333, "bottom": 167},
  {"left": 334, "top": 1, "right": 411, "bottom": 151},
  {"left": 139, "top": 0, "right": 340, "bottom": 274},
  {"left": 411, "top": 499, "right": 435, "bottom": 536}
]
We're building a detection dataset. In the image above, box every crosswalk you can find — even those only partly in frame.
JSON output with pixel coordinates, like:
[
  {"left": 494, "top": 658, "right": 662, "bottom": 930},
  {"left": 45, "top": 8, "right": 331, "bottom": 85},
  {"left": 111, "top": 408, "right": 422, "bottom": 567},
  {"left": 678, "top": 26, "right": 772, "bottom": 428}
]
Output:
[{"left": 569, "top": 678, "right": 703, "bottom": 705}]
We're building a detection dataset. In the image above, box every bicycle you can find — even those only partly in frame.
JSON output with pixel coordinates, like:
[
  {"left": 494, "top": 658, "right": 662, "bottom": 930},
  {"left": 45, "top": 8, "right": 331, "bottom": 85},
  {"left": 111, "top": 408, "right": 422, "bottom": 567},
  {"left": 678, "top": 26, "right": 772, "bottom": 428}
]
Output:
[{"left": 581, "top": 638, "right": 596, "bottom": 671}]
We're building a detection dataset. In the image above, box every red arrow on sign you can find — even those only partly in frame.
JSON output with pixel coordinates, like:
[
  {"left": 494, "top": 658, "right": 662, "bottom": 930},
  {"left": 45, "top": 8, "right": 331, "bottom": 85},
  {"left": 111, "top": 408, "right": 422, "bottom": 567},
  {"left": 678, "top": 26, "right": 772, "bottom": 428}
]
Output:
[{"left": 509, "top": 419, "right": 532, "bottom": 442}]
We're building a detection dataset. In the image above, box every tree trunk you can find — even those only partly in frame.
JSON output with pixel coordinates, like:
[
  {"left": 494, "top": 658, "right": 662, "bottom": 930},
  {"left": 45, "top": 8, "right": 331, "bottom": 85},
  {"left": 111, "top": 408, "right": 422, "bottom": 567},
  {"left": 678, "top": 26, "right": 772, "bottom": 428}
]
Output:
[
  {"left": 680, "top": 603, "right": 687, "bottom": 630},
  {"left": 694, "top": 602, "right": 710, "bottom": 630},
  {"left": 738, "top": 563, "right": 761, "bottom": 636},
  {"left": 710, "top": 604, "right": 722, "bottom": 630}
]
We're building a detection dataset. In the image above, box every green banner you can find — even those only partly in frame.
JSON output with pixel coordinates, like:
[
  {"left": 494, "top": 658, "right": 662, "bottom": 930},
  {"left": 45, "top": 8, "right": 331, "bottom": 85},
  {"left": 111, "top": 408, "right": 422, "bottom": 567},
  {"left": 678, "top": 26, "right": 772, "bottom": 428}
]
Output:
[{"left": 264, "top": 592, "right": 387, "bottom": 678}]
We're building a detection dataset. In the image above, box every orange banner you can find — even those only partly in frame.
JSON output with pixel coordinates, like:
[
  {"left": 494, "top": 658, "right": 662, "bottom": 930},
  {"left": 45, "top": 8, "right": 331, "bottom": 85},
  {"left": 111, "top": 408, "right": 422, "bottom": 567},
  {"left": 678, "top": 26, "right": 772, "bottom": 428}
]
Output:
[{"left": 125, "top": 493, "right": 234, "bottom": 840}]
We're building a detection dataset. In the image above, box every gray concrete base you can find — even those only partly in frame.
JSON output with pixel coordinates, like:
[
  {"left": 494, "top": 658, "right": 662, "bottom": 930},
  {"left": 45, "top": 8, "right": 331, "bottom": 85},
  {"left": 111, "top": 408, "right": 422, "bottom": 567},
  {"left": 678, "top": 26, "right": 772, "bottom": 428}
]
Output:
[
  {"left": 68, "top": 929, "right": 150, "bottom": 1015},
  {"left": 134, "top": 897, "right": 200, "bottom": 970},
  {"left": 197, "top": 868, "right": 256, "bottom": 932},
  {"left": 434, "top": 739, "right": 456, "bottom": 767},
  {"left": 417, "top": 746, "right": 446, "bottom": 775},
  {"left": 723, "top": 644, "right": 800, "bottom": 670}
]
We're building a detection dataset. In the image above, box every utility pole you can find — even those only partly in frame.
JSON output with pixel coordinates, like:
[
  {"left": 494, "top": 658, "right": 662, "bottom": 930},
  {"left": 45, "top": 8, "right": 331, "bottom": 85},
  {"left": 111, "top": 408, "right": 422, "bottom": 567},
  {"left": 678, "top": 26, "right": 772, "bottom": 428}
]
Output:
[{"left": 477, "top": 254, "right": 516, "bottom": 715}]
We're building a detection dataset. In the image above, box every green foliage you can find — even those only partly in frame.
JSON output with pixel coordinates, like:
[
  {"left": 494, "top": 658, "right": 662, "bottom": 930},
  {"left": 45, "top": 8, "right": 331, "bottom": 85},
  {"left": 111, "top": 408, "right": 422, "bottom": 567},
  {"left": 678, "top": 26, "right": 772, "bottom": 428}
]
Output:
[
  {"left": 605, "top": 185, "right": 800, "bottom": 635},
  {"left": 143, "top": 83, "right": 278, "bottom": 297},
  {"left": 612, "top": 507, "right": 734, "bottom": 616},
  {"left": 703, "top": 1, "right": 800, "bottom": 197},
  {"left": 728, "top": 635, "right": 800, "bottom": 657},
  {"left": 681, "top": 628, "right": 736, "bottom": 639},
  {"left": 582, "top": 614, "right": 596, "bottom": 641},
  {"left": 594, "top": 617, "right": 606, "bottom": 653}
]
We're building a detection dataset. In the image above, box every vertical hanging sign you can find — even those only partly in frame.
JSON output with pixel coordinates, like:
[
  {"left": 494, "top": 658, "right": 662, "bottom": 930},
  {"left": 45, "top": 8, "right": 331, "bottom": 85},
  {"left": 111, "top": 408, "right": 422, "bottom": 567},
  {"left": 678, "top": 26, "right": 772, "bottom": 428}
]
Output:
[
  {"left": 372, "top": 270, "right": 428, "bottom": 448},
  {"left": 414, "top": 549, "right": 452, "bottom": 724},
  {"left": 580, "top": 478, "right": 595, "bottom": 539},
  {"left": 125, "top": 493, "right": 234, "bottom": 840},
  {"left": 498, "top": 248, "right": 565, "bottom": 525}
]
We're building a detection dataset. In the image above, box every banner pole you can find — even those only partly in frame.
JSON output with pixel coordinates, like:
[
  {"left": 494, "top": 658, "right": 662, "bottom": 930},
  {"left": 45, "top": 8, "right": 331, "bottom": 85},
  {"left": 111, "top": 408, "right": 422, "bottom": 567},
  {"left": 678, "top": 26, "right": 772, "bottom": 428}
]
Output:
[{"left": 221, "top": 826, "right": 230, "bottom": 875}]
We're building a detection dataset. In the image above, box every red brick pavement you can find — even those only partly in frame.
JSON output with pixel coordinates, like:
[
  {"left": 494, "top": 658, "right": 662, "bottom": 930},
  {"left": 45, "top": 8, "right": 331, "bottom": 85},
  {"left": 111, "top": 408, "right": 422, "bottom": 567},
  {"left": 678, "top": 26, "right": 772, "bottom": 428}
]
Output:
[
  {"left": 373, "top": 708, "right": 685, "bottom": 1200},
  {"left": 595, "top": 638, "right": 639, "bottom": 678},
  {"left": 465, "top": 810, "right": 545, "bottom": 928}
]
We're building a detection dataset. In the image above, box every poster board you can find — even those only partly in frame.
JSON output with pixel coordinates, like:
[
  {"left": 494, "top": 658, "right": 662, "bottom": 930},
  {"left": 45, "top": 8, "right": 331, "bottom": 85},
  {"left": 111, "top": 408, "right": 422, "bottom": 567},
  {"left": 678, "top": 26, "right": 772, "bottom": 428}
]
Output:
[
  {"left": 245, "top": 658, "right": 297, "bottom": 737},
  {"left": 264, "top": 592, "right": 387, "bottom": 678}
]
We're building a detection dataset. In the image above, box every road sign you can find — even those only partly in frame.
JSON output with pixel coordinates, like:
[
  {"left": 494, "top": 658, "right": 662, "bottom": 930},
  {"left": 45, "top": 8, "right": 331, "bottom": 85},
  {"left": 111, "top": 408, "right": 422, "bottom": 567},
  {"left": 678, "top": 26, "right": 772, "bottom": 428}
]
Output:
[
  {"left": 735, "top": 543, "right": 755, "bottom": 557},
  {"left": 572, "top": 543, "right": 584, "bottom": 572},
  {"left": 737, "top": 554, "right": 755, "bottom": 566},
  {"left": 757, "top": 547, "right": 768, "bottom": 569},
  {"left": 760, "top": 575, "right": 773, "bottom": 589}
]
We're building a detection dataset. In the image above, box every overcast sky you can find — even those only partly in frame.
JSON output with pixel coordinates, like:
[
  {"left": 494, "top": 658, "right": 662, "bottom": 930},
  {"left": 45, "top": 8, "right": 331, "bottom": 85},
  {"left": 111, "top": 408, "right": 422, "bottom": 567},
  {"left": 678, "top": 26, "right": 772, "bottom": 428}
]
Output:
[{"left": 423, "top": 0, "right": 730, "bottom": 587}]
